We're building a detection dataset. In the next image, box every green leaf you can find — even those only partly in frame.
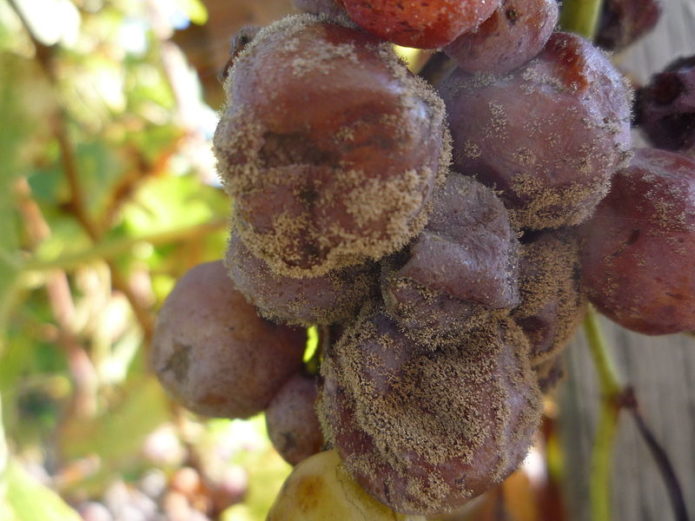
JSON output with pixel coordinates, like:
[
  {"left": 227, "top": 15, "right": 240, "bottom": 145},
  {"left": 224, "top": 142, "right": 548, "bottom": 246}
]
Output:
[
  {"left": 3, "top": 461, "right": 81, "bottom": 521},
  {"left": 58, "top": 376, "right": 169, "bottom": 481},
  {"left": 175, "top": 0, "right": 208, "bottom": 25}
]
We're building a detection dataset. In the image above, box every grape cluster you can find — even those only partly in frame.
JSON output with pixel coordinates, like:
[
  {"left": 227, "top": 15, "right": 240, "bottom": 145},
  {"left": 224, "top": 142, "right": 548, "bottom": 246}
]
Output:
[{"left": 151, "top": 0, "right": 695, "bottom": 518}]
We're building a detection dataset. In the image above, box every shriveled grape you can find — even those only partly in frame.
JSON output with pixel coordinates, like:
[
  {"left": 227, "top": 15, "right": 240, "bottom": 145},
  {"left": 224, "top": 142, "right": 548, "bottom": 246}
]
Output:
[
  {"left": 293, "top": 0, "right": 350, "bottom": 22},
  {"left": 319, "top": 306, "right": 542, "bottom": 515},
  {"left": 265, "top": 372, "right": 324, "bottom": 466},
  {"left": 533, "top": 354, "right": 565, "bottom": 393},
  {"left": 220, "top": 26, "right": 260, "bottom": 82},
  {"left": 513, "top": 229, "right": 586, "bottom": 364},
  {"left": 438, "top": 32, "right": 633, "bottom": 230},
  {"left": 382, "top": 174, "right": 520, "bottom": 346},
  {"left": 226, "top": 230, "right": 377, "bottom": 326},
  {"left": 151, "top": 261, "right": 306, "bottom": 418},
  {"left": 214, "top": 15, "right": 450, "bottom": 277},
  {"left": 337, "top": 0, "right": 502, "bottom": 49},
  {"left": 635, "top": 55, "right": 695, "bottom": 154},
  {"left": 444, "top": 0, "right": 559, "bottom": 74},
  {"left": 596, "top": 0, "right": 662, "bottom": 51},
  {"left": 580, "top": 148, "right": 695, "bottom": 334}
]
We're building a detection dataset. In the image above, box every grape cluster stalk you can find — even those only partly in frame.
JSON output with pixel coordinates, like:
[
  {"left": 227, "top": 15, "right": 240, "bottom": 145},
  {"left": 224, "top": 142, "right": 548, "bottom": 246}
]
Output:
[{"left": 151, "top": 0, "right": 695, "bottom": 519}]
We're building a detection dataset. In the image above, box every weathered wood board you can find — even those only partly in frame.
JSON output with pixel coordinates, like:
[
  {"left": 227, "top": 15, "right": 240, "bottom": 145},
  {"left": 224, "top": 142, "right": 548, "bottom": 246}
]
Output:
[{"left": 559, "top": 4, "right": 695, "bottom": 518}]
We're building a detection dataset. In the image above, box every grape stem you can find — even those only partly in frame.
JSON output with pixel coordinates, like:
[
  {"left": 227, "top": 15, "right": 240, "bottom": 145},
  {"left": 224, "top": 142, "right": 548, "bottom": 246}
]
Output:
[
  {"left": 559, "top": 0, "right": 605, "bottom": 40},
  {"left": 582, "top": 307, "right": 621, "bottom": 521},
  {"left": 583, "top": 307, "right": 690, "bottom": 521}
]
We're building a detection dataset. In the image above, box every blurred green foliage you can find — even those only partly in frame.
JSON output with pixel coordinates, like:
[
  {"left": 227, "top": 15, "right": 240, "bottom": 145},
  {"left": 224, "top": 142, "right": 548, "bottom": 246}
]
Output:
[{"left": 0, "top": 1, "right": 290, "bottom": 519}]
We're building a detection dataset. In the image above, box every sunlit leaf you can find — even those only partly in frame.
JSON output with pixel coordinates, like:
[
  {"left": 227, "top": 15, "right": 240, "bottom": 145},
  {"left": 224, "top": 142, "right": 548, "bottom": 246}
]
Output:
[
  {"left": 58, "top": 376, "right": 169, "bottom": 481},
  {"left": 176, "top": 0, "right": 208, "bottom": 25},
  {"left": 120, "top": 174, "right": 227, "bottom": 235},
  {"left": 3, "top": 460, "right": 81, "bottom": 521}
]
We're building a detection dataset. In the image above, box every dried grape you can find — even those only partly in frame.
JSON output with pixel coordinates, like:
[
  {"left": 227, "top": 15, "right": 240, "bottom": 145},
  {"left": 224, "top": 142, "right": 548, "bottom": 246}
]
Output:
[
  {"left": 214, "top": 15, "right": 450, "bottom": 277},
  {"left": 438, "top": 32, "right": 633, "bottom": 230},
  {"left": 318, "top": 306, "right": 541, "bottom": 515}
]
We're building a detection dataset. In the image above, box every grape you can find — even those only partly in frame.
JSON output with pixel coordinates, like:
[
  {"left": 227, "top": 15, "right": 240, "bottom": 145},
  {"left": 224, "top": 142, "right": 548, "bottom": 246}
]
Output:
[
  {"left": 443, "top": 0, "right": 559, "bottom": 74},
  {"left": 438, "top": 32, "right": 633, "bottom": 230},
  {"left": 580, "top": 148, "right": 695, "bottom": 335},
  {"left": 337, "top": 0, "right": 502, "bottom": 49},
  {"left": 533, "top": 354, "right": 565, "bottom": 393},
  {"left": 318, "top": 306, "right": 541, "bottom": 515},
  {"left": 151, "top": 261, "right": 307, "bottom": 418},
  {"left": 635, "top": 55, "right": 695, "bottom": 154},
  {"left": 265, "top": 372, "right": 324, "bottom": 465},
  {"left": 214, "top": 15, "right": 450, "bottom": 277},
  {"left": 513, "top": 229, "right": 586, "bottom": 364},
  {"left": 381, "top": 174, "right": 520, "bottom": 346},
  {"left": 266, "top": 450, "right": 425, "bottom": 521},
  {"left": 293, "top": 0, "right": 350, "bottom": 21},
  {"left": 220, "top": 26, "right": 260, "bottom": 83},
  {"left": 226, "top": 229, "right": 377, "bottom": 326},
  {"left": 596, "top": 0, "right": 662, "bottom": 51}
]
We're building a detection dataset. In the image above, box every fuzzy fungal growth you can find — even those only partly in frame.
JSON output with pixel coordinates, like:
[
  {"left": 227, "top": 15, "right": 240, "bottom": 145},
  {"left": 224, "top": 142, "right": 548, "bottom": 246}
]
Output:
[
  {"left": 581, "top": 148, "right": 695, "bottom": 335},
  {"left": 439, "top": 32, "right": 632, "bottom": 230},
  {"left": 318, "top": 305, "right": 542, "bottom": 515},
  {"left": 513, "top": 228, "right": 586, "bottom": 364},
  {"left": 214, "top": 15, "right": 451, "bottom": 278},
  {"left": 381, "top": 173, "right": 520, "bottom": 347},
  {"left": 226, "top": 228, "right": 378, "bottom": 326}
]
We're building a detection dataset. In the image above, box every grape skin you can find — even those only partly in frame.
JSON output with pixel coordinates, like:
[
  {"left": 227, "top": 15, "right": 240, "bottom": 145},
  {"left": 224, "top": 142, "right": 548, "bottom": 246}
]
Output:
[
  {"left": 214, "top": 15, "right": 450, "bottom": 278},
  {"left": 265, "top": 373, "right": 324, "bottom": 466},
  {"left": 596, "top": 0, "right": 662, "bottom": 51},
  {"left": 581, "top": 148, "right": 695, "bottom": 335},
  {"left": 293, "top": 0, "right": 350, "bottom": 22},
  {"left": 444, "top": 0, "right": 559, "bottom": 74},
  {"left": 635, "top": 55, "right": 695, "bottom": 154},
  {"left": 226, "top": 229, "right": 377, "bottom": 326},
  {"left": 318, "top": 306, "right": 541, "bottom": 515},
  {"left": 151, "top": 261, "right": 307, "bottom": 419},
  {"left": 513, "top": 229, "right": 586, "bottom": 364},
  {"left": 438, "top": 32, "right": 633, "bottom": 230},
  {"left": 381, "top": 174, "right": 520, "bottom": 346},
  {"left": 266, "top": 450, "right": 425, "bottom": 521},
  {"left": 336, "top": 0, "right": 502, "bottom": 49}
]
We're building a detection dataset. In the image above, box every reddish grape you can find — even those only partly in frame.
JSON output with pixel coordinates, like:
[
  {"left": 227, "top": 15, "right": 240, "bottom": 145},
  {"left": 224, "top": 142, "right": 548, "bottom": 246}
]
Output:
[
  {"left": 438, "top": 32, "right": 633, "bottom": 230},
  {"left": 226, "top": 230, "right": 377, "bottom": 326},
  {"left": 337, "top": 0, "right": 502, "bottom": 49},
  {"left": 513, "top": 229, "right": 586, "bottom": 364},
  {"left": 581, "top": 148, "right": 695, "bottom": 335},
  {"left": 266, "top": 373, "right": 324, "bottom": 465},
  {"left": 635, "top": 55, "right": 695, "bottom": 154},
  {"left": 381, "top": 174, "right": 520, "bottom": 346},
  {"left": 596, "top": 0, "right": 662, "bottom": 51},
  {"left": 214, "top": 16, "right": 450, "bottom": 277},
  {"left": 318, "top": 306, "right": 541, "bottom": 515},
  {"left": 444, "top": 0, "right": 559, "bottom": 74},
  {"left": 151, "top": 261, "right": 306, "bottom": 418}
]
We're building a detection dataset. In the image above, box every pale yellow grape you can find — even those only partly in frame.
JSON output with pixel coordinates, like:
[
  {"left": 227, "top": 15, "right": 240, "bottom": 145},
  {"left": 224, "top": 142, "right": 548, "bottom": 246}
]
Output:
[{"left": 266, "top": 450, "right": 426, "bottom": 521}]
